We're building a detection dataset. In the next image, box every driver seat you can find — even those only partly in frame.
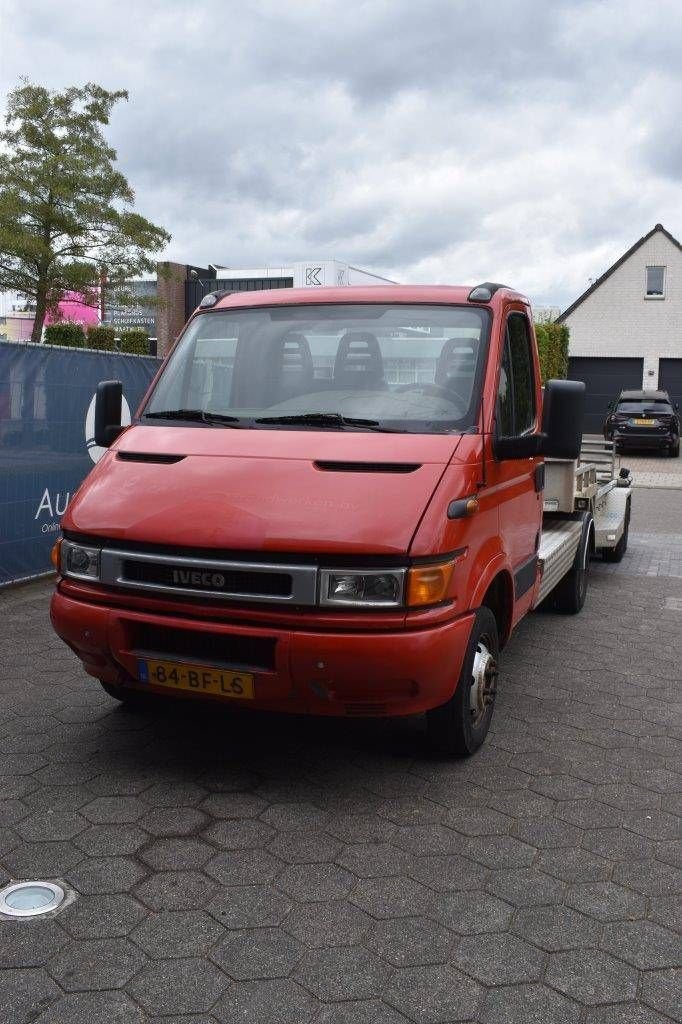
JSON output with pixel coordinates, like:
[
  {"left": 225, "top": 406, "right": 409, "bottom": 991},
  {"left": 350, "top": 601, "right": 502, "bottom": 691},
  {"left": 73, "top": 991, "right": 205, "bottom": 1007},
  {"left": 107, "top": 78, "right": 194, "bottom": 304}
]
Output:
[
  {"left": 435, "top": 338, "right": 476, "bottom": 396},
  {"left": 333, "top": 331, "right": 384, "bottom": 389}
]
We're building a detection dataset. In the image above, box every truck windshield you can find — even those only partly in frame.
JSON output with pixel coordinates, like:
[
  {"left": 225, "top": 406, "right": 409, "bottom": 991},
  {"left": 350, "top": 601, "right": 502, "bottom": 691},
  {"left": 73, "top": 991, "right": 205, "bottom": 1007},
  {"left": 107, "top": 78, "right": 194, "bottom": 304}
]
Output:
[{"left": 143, "top": 303, "right": 490, "bottom": 433}]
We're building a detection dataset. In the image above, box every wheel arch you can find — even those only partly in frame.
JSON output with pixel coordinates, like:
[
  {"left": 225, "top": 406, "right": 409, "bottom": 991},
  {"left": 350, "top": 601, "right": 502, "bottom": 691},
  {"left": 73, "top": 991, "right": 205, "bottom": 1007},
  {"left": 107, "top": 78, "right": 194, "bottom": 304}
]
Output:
[{"left": 479, "top": 569, "right": 514, "bottom": 649}]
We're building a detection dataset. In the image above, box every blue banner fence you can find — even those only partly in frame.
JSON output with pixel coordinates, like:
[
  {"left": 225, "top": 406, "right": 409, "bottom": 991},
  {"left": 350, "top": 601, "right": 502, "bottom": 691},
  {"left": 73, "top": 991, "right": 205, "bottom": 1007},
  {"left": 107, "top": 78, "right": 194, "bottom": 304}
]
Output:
[{"left": 0, "top": 341, "right": 161, "bottom": 585}]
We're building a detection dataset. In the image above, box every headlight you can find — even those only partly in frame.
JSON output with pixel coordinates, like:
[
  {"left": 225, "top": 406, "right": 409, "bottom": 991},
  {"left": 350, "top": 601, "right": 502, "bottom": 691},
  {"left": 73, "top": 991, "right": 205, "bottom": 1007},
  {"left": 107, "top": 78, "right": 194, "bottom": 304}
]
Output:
[
  {"left": 60, "top": 540, "right": 101, "bottom": 581},
  {"left": 319, "top": 569, "right": 406, "bottom": 607}
]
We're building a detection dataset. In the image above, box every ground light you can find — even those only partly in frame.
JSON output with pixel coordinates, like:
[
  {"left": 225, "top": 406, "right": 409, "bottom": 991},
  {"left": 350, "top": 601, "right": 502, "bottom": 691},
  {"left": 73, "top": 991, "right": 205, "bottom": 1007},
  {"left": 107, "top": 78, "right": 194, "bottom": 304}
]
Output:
[{"left": 0, "top": 881, "right": 65, "bottom": 918}]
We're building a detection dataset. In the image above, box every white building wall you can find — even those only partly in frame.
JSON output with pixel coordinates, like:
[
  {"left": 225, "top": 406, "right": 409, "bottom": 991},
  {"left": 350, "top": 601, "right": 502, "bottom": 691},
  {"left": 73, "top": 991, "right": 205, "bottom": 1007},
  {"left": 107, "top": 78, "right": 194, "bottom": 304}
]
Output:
[{"left": 563, "top": 229, "right": 682, "bottom": 389}]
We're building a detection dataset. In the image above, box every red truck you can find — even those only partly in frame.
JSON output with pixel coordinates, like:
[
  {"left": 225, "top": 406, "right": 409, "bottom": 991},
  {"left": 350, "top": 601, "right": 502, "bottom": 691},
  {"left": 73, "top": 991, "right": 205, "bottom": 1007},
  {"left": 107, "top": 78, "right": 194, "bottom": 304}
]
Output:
[{"left": 50, "top": 283, "right": 592, "bottom": 755}]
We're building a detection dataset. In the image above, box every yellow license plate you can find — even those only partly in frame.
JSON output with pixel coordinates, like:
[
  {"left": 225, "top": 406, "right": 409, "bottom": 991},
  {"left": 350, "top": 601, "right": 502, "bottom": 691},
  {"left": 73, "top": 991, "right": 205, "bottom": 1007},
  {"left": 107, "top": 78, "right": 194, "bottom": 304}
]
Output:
[
  {"left": 633, "top": 418, "right": 655, "bottom": 425},
  {"left": 137, "top": 658, "right": 254, "bottom": 699}
]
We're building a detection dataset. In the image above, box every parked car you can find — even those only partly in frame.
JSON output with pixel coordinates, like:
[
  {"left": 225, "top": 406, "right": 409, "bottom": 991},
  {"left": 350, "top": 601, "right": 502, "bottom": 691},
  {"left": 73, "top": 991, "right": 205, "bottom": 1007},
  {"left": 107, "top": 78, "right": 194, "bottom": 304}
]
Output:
[{"left": 604, "top": 389, "right": 680, "bottom": 457}]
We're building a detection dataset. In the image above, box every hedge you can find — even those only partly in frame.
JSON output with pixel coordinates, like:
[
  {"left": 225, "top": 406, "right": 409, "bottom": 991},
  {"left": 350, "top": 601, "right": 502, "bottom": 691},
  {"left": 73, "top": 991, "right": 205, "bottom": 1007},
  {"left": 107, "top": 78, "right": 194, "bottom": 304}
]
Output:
[
  {"left": 86, "top": 325, "right": 117, "bottom": 351},
  {"left": 119, "top": 328, "right": 150, "bottom": 355},
  {"left": 535, "top": 322, "right": 569, "bottom": 383},
  {"left": 44, "top": 321, "right": 85, "bottom": 347}
]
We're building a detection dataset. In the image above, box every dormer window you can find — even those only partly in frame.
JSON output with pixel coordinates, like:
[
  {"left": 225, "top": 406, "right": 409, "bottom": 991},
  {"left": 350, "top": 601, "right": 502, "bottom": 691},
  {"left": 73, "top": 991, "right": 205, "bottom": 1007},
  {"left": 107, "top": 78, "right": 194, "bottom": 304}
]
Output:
[{"left": 645, "top": 265, "right": 665, "bottom": 298}]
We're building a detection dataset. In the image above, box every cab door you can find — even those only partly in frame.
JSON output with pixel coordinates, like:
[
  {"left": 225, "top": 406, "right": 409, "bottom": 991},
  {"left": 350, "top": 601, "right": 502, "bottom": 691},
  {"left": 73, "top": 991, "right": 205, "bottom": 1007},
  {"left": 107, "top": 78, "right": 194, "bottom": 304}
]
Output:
[{"left": 491, "top": 311, "right": 543, "bottom": 622}]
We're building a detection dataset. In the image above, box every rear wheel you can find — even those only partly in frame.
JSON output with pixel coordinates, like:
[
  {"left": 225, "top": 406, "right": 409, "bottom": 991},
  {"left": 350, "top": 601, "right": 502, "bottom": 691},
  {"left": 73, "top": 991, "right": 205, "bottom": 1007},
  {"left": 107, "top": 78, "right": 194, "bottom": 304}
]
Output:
[
  {"left": 426, "top": 607, "right": 499, "bottom": 756},
  {"left": 669, "top": 439, "right": 680, "bottom": 458},
  {"left": 549, "top": 515, "right": 593, "bottom": 614}
]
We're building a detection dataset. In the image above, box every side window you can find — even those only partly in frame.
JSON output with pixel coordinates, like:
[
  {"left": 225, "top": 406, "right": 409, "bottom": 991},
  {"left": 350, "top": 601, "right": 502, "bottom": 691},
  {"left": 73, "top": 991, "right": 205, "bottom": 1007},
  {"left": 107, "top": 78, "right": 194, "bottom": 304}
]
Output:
[{"left": 497, "top": 314, "right": 536, "bottom": 436}]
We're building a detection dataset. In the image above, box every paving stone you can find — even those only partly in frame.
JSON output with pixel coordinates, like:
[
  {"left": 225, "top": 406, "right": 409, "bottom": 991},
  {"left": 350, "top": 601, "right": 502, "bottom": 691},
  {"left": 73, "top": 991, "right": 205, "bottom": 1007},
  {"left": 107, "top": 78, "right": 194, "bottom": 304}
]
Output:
[
  {"left": 546, "top": 949, "right": 639, "bottom": 1005},
  {"left": 385, "top": 963, "right": 483, "bottom": 1024},
  {"left": 481, "top": 983, "right": 581, "bottom": 1024},
  {"left": 260, "top": 802, "right": 328, "bottom": 830},
  {"left": 641, "top": 967, "right": 682, "bottom": 1022},
  {"left": 277, "top": 862, "right": 355, "bottom": 901},
  {"left": 530, "top": 774, "right": 594, "bottom": 801},
  {"left": 648, "top": 894, "right": 682, "bottom": 932},
  {"left": 487, "top": 790, "right": 557, "bottom": 819},
  {"left": 463, "top": 834, "right": 536, "bottom": 869},
  {"left": 593, "top": 782, "right": 661, "bottom": 811},
  {"left": 565, "top": 881, "right": 647, "bottom": 922},
  {"left": 433, "top": 890, "right": 514, "bottom": 933},
  {"left": 511, "top": 817, "right": 584, "bottom": 849},
  {"left": 377, "top": 795, "right": 446, "bottom": 825},
  {"left": 48, "top": 936, "right": 142, "bottom": 991},
  {"left": 127, "top": 957, "right": 228, "bottom": 1014},
  {"left": 350, "top": 876, "right": 432, "bottom": 918},
  {"left": 24, "top": 785, "right": 95, "bottom": 812},
  {"left": 613, "top": 858, "right": 682, "bottom": 896},
  {"left": 337, "top": 842, "right": 412, "bottom": 878},
  {"left": 140, "top": 837, "right": 215, "bottom": 870},
  {"left": 407, "top": 852, "right": 488, "bottom": 892},
  {"left": 74, "top": 823, "right": 147, "bottom": 856},
  {"left": 211, "top": 927, "right": 303, "bottom": 979},
  {"left": 215, "top": 978, "right": 316, "bottom": 1024},
  {"left": 601, "top": 919, "right": 681, "bottom": 969},
  {"left": 67, "top": 855, "right": 147, "bottom": 894},
  {"left": 369, "top": 915, "right": 458, "bottom": 966},
  {"left": 34, "top": 989, "right": 145, "bottom": 1023},
  {"left": 453, "top": 931, "right": 545, "bottom": 984},
  {"left": 314, "top": 1001, "right": 411, "bottom": 1024},
  {"left": 199, "top": 792, "right": 268, "bottom": 819},
  {"left": 82, "top": 796, "right": 146, "bottom": 824},
  {"left": 441, "top": 806, "right": 513, "bottom": 835},
  {"left": 513, "top": 905, "right": 601, "bottom": 951},
  {"left": 140, "top": 806, "right": 208, "bottom": 836},
  {"left": 207, "top": 885, "right": 293, "bottom": 929},
  {"left": 15, "top": 809, "right": 87, "bottom": 842},
  {"left": 623, "top": 809, "right": 681, "bottom": 841},
  {"left": 581, "top": 827, "right": 657, "bottom": 861},
  {"left": 584, "top": 1003, "right": 674, "bottom": 1024},
  {"left": 132, "top": 909, "right": 224, "bottom": 958},
  {"left": 295, "top": 946, "right": 391, "bottom": 1001},
  {"left": 537, "top": 847, "right": 612, "bottom": 883},
  {"left": 142, "top": 782, "right": 208, "bottom": 806},
  {"left": 0, "top": 918, "right": 69, "bottom": 968},
  {"left": 61, "top": 893, "right": 148, "bottom": 939},
  {"left": 205, "top": 848, "right": 283, "bottom": 886},
  {"left": 391, "top": 824, "right": 464, "bottom": 855},
  {"left": 135, "top": 870, "right": 217, "bottom": 911},
  {"left": 556, "top": 799, "right": 623, "bottom": 829},
  {"left": 267, "top": 830, "right": 343, "bottom": 865},
  {"left": 203, "top": 819, "right": 275, "bottom": 849},
  {"left": 283, "top": 900, "right": 373, "bottom": 947},
  {"left": 0, "top": 968, "right": 60, "bottom": 1024}
]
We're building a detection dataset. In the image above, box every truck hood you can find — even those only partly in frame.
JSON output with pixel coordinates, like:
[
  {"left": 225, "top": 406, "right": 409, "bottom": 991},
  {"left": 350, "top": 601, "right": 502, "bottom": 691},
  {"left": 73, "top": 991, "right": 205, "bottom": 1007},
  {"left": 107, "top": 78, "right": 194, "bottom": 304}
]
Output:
[{"left": 63, "top": 425, "right": 463, "bottom": 556}]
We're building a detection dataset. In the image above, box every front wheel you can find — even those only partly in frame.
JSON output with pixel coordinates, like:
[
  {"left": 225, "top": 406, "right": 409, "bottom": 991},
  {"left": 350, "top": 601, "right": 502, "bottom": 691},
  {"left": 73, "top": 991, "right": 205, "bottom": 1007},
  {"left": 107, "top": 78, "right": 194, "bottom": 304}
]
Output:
[
  {"left": 99, "top": 681, "right": 150, "bottom": 707},
  {"left": 426, "top": 607, "right": 499, "bottom": 757}
]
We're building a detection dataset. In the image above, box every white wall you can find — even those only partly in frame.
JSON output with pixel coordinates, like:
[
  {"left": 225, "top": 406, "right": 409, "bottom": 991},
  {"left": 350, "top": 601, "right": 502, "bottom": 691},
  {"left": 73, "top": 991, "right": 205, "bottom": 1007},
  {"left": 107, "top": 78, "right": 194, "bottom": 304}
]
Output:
[{"left": 563, "top": 229, "right": 682, "bottom": 388}]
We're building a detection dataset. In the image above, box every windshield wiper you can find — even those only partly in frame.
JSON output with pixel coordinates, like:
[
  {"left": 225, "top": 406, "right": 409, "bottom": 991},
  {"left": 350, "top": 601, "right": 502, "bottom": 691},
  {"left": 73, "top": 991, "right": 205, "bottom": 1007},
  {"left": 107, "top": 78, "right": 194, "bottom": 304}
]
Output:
[
  {"left": 143, "top": 409, "right": 244, "bottom": 426},
  {"left": 254, "top": 412, "right": 402, "bottom": 432}
]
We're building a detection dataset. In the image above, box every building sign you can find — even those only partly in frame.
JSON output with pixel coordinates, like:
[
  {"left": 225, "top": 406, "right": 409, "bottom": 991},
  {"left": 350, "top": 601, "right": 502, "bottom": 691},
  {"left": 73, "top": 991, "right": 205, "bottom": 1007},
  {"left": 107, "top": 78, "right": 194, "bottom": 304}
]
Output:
[{"left": 103, "top": 279, "right": 157, "bottom": 335}]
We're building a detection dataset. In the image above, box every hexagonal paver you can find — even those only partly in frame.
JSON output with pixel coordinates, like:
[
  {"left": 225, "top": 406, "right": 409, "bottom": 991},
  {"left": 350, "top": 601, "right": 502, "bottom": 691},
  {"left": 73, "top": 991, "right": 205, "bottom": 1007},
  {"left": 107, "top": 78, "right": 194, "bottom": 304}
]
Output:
[
  {"left": 142, "top": 781, "right": 208, "bottom": 806},
  {"left": 584, "top": 1004, "right": 674, "bottom": 1024},
  {"left": 513, "top": 905, "right": 601, "bottom": 951},
  {"left": 337, "top": 842, "right": 412, "bottom": 879},
  {"left": 3, "top": 839, "right": 84, "bottom": 876},
  {"left": 48, "top": 937, "right": 142, "bottom": 991},
  {"left": 350, "top": 876, "right": 432, "bottom": 918},
  {"left": 556, "top": 800, "right": 622, "bottom": 829},
  {"left": 613, "top": 858, "right": 681, "bottom": 896},
  {"left": 200, "top": 792, "right": 268, "bottom": 819},
  {"left": 593, "top": 782, "right": 661, "bottom": 810},
  {"left": 32, "top": 990, "right": 144, "bottom": 1024},
  {"left": 314, "top": 1001, "right": 412, "bottom": 1024},
  {"left": 464, "top": 834, "right": 536, "bottom": 869},
  {"left": 82, "top": 796, "right": 146, "bottom": 823},
  {"left": 277, "top": 862, "right": 354, "bottom": 901},
  {"left": 325, "top": 813, "right": 396, "bottom": 843},
  {"left": 369, "top": 916, "right": 458, "bottom": 967},
  {"left": 127, "top": 957, "right": 228, "bottom": 1014},
  {"left": 442, "top": 806, "right": 512, "bottom": 836},
  {"left": 283, "top": 900, "right": 372, "bottom": 947},
  {"left": 132, "top": 910, "right": 224, "bottom": 959},
  {"left": 530, "top": 774, "right": 594, "bottom": 801},
  {"left": 67, "top": 855, "right": 147, "bottom": 894},
  {"left": 377, "top": 795, "right": 446, "bottom": 825},
  {"left": 0, "top": 918, "right": 69, "bottom": 968},
  {"left": 623, "top": 809, "right": 681, "bottom": 841},
  {"left": 566, "top": 882, "right": 647, "bottom": 922},
  {"left": 215, "top": 978, "right": 316, "bottom": 1024},
  {"left": 648, "top": 894, "right": 682, "bottom": 932},
  {"left": 581, "top": 827, "right": 656, "bottom": 861},
  {"left": 0, "top": 968, "right": 60, "bottom": 1024},
  {"left": 385, "top": 963, "right": 483, "bottom": 1024},
  {"left": 207, "top": 885, "right": 292, "bottom": 929},
  {"left": 487, "top": 790, "right": 557, "bottom": 819},
  {"left": 407, "top": 852, "right": 488, "bottom": 891},
  {"left": 295, "top": 946, "right": 391, "bottom": 1001},
  {"left": 260, "top": 802, "right": 328, "bottom": 830},
  {"left": 537, "top": 847, "right": 612, "bottom": 883},
  {"left": 16, "top": 810, "right": 87, "bottom": 842},
  {"left": 267, "top": 829, "right": 342, "bottom": 865},
  {"left": 61, "top": 893, "right": 147, "bottom": 939},
  {"left": 211, "top": 927, "right": 302, "bottom": 979},
  {"left": 512, "top": 817, "right": 584, "bottom": 849},
  {"left": 481, "top": 982, "right": 581, "bottom": 1024},
  {"left": 453, "top": 932, "right": 545, "bottom": 985},
  {"left": 433, "top": 891, "right": 514, "bottom": 933},
  {"left": 642, "top": 967, "right": 682, "bottom": 1021},
  {"left": 140, "top": 837, "right": 214, "bottom": 871},
  {"left": 139, "top": 805, "right": 208, "bottom": 836},
  {"left": 487, "top": 867, "right": 566, "bottom": 906},
  {"left": 203, "top": 819, "right": 275, "bottom": 850},
  {"left": 546, "top": 949, "right": 639, "bottom": 1005},
  {"left": 391, "top": 824, "right": 464, "bottom": 855},
  {"left": 75, "top": 823, "right": 147, "bottom": 856},
  {"left": 25, "top": 785, "right": 94, "bottom": 812},
  {"left": 135, "top": 870, "right": 217, "bottom": 911},
  {"left": 601, "top": 920, "right": 681, "bottom": 969},
  {"left": 205, "top": 849, "right": 283, "bottom": 886}
]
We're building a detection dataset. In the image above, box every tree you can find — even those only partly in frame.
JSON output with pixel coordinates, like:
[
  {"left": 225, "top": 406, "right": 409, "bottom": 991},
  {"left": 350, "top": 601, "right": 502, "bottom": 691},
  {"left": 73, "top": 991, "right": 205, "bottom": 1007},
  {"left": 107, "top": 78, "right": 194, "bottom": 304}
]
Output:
[{"left": 0, "top": 80, "right": 170, "bottom": 343}]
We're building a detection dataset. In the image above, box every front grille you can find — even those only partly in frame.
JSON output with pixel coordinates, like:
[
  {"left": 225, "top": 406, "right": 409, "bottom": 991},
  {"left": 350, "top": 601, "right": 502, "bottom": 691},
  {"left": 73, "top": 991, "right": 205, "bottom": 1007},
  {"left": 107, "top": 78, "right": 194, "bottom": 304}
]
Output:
[
  {"left": 132, "top": 623, "right": 276, "bottom": 671},
  {"left": 122, "top": 559, "right": 292, "bottom": 598}
]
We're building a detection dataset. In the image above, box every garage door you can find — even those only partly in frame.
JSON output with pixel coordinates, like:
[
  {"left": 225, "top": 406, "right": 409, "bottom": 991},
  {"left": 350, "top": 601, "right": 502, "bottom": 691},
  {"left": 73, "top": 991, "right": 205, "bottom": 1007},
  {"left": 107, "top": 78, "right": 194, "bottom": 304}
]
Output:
[
  {"left": 568, "top": 357, "right": 644, "bottom": 435},
  {"left": 658, "top": 358, "right": 682, "bottom": 410}
]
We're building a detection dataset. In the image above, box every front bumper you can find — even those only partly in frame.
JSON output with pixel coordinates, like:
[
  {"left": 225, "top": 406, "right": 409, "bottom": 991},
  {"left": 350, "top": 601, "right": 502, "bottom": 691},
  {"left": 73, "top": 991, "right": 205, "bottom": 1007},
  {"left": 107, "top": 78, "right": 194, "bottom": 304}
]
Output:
[{"left": 50, "top": 587, "right": 475, "bottom": 717}]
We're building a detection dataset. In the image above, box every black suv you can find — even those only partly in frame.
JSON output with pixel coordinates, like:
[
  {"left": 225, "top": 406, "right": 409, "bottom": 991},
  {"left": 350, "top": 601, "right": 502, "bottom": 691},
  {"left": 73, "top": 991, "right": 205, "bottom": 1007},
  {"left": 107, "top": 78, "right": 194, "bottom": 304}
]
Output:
[{"left": 604, "top": 389, "right": 680, "bottom": 457}]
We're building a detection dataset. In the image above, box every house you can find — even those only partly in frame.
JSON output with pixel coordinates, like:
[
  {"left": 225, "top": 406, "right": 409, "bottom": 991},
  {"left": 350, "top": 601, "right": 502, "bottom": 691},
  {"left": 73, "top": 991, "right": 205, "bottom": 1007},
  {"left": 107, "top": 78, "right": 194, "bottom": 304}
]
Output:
[{"left": 557, "top": 223, "right": 682, "bottom": 433}]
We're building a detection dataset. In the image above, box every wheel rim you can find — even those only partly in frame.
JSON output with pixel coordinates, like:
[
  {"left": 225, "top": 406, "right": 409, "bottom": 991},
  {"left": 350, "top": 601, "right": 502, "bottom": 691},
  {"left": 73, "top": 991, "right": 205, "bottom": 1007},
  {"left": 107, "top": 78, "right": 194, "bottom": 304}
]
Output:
[{"left": 469, "top": 637, "right": 498, "bottom": 726}]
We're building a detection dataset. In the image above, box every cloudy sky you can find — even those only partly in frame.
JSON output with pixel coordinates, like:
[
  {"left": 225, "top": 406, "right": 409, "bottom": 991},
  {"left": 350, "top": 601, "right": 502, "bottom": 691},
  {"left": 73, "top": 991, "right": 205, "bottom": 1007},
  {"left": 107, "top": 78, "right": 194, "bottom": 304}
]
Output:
[{"left": 2, "top": 0, "right": 682, "bottom": 307}]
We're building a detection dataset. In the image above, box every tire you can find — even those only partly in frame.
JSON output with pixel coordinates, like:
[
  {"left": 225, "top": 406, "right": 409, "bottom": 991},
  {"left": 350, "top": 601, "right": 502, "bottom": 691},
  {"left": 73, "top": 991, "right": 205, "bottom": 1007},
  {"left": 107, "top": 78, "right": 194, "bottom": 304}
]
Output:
[
  {"left": 99, "top": 681, "right": 150, "bottom": 706},
  {"left": 426, "top": 607, "right": 499, "bottom": 757},
  {"left": 603, "top": 497, "right": 630, "bottom": 563},
  {"left": 549, "top": 514, "right": 593, "bottom": 614},
  {"left": 669, "top": 440, "right": 680, "bottom": 458}
]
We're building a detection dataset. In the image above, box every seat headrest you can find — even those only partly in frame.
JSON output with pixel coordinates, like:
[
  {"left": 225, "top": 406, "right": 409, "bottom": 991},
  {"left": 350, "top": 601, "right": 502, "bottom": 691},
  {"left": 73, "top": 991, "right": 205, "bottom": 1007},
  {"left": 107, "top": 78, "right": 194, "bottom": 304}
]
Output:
[
  {"left": 333, "top": 331, "right": 383, "bottom": 388},
  {"left": 436, "top": 338, "right": 477, "bottom": 385}
]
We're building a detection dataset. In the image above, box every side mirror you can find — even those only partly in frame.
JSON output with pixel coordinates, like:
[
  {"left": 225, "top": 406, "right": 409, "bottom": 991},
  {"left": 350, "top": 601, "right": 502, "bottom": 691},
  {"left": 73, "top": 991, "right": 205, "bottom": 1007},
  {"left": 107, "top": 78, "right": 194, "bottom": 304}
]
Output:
[
  {"left": 540, "top": 379, "right": 585, "bottom": 458},
  {"left": 94, "top": 380, "right": 124, "bottom": 448}
]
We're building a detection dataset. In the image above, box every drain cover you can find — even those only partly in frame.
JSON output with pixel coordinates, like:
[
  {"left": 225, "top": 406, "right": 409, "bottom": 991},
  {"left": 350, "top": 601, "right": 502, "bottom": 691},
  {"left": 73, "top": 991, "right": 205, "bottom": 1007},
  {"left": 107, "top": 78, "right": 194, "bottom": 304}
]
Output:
[{"left": 0, "top": 881, "right": 65, "bottom": 918}]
